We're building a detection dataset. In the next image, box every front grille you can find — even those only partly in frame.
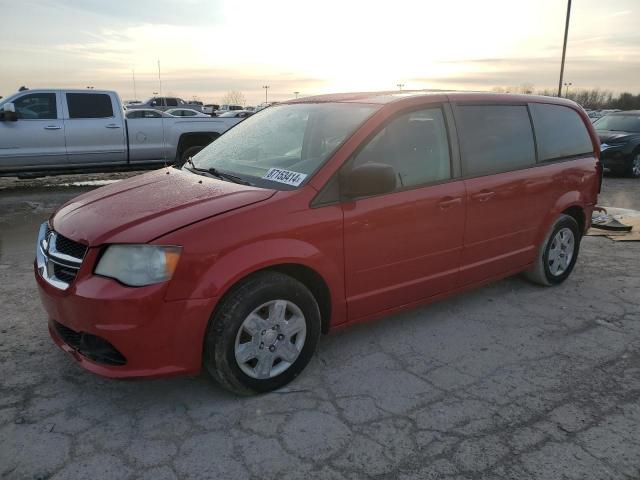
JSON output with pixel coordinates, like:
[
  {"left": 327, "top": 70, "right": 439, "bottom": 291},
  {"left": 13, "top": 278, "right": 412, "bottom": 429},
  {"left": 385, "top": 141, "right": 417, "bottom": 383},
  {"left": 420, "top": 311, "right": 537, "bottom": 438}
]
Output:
[
  {"left": 55, "top": 234, "right": 88, "bottom": 260},
  {"left": 53, "top": 264, "right": 77, "bottom": 283},
  {"left": 36, "top": 222, "right": 87, "bottom": 290},
  {"left": 53, "top": 321, "right": 127, "bottom": 366}
]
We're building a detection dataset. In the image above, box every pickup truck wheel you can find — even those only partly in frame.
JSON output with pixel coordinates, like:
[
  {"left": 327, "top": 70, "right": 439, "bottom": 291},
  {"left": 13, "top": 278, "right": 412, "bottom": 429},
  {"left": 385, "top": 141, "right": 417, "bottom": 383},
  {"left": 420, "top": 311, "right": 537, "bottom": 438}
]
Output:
[
  {"left": 524, "top": 214, "right": 581, "bottom": 286},
  {"left": 203, "top": 271, "right": 321, "bottom": 395},
  {"left": 176, "top": 145, "right": 203, "bottom": 168}
]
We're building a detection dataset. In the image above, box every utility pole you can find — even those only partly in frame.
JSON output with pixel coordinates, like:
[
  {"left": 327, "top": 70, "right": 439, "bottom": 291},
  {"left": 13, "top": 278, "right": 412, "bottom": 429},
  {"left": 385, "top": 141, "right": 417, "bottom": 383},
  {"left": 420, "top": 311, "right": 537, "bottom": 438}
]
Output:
[
  {"left": 563, "top": 82, "right": 572, "bottom": 98},
  {"left": 158, "top": 60, "right": 163, "bottom": 97},
  {"left": 397, "top": 83, "right": 405, "bottom": 92},
  {"left": 263, "top": 85, "right": 270, "bottom": 103},
  {"left": 132, "top": 70, "right": 138, "bottom": 100},
  {"left": 557, "top": 0, "right": 572, "bottom": 97},
  {"left": 294, "top": 91, "right": 300, "bottom": 99}
]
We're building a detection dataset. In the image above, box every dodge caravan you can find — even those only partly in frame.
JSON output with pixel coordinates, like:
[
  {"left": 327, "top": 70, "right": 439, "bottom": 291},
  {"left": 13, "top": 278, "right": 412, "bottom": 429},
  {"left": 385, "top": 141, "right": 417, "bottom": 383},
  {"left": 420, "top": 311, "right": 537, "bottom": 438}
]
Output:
[{"left": 36, "top": 91, "right": 601, "bottom": 394}]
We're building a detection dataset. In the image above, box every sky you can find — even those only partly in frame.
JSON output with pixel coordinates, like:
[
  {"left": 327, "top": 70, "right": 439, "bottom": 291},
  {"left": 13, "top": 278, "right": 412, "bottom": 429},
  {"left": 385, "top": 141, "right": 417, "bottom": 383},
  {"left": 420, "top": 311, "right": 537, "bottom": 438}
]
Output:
[{"left": 0, "top": 0, "right": 638, "bottom": 105}]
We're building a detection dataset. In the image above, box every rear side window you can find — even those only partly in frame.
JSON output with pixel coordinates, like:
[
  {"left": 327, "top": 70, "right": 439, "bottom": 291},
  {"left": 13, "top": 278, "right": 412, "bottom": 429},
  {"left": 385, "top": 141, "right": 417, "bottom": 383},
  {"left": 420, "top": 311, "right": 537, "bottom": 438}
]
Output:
[
  {"left": 67, "top": 93, "right": 114, "bottom": 119},
  {"left": 530, "top": 103, "right": 593, "bottom": 161},
  {"left": 353, "top": 107, "right": 451, "bottom": 189},
  {"left": 457, "top": 105, "right": 535, "bottom": 176},
  {"left": 166, "top": 98, "right": 178, "bottom": 107}
]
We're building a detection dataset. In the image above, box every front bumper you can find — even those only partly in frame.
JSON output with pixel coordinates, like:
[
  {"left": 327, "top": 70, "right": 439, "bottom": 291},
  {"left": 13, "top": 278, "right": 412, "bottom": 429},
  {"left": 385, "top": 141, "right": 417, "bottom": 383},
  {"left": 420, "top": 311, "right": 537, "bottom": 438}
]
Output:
[
  {"left": 600, "top": 146, "right": 630, "bottom": 170},
  {"left": 36, "top": 261, "right": 216, "bottom": 379}
]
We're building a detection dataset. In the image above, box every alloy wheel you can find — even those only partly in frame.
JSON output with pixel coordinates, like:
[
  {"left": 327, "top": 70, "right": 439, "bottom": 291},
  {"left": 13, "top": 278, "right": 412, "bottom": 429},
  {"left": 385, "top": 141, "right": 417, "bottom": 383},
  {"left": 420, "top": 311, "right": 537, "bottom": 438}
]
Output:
[
  {"left": 548, "top": 227, "right": 575, "bottom": 276},
  {"left": 234, "top": 300, "right": 307, "bottom": 379}
]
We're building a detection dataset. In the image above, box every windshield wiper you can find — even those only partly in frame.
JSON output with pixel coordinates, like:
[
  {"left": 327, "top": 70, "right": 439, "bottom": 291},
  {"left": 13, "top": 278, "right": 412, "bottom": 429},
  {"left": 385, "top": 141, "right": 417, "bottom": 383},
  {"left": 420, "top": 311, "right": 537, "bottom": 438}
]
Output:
[{"left": 184, "top": 157, "right": 253, "bottom": 186}]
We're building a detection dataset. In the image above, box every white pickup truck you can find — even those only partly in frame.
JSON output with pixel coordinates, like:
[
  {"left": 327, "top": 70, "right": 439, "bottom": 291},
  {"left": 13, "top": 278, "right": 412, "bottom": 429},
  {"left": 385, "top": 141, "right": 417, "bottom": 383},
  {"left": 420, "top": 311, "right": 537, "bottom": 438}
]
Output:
[{"left": 0, "top": 89, "right": 242, "bottom": 177}]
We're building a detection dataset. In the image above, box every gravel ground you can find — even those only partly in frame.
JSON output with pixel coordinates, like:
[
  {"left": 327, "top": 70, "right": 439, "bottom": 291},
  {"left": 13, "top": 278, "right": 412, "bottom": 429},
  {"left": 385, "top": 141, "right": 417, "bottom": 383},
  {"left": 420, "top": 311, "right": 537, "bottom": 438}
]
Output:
[{"left": 0, "top": 172, "right": 639, "bottom": 479}]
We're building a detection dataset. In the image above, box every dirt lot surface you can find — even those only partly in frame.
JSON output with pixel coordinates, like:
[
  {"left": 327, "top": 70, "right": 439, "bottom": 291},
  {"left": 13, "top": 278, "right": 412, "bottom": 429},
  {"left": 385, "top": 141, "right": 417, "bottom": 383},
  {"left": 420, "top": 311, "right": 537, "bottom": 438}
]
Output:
[{"left": 1, "top": 172, "right": 639, "bottom": 479}]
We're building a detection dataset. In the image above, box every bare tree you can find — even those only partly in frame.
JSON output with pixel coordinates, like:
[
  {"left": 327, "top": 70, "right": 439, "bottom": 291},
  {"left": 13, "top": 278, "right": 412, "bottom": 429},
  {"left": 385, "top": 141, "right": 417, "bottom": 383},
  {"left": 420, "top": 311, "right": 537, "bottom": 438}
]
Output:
[{"left": 221, "top": 91, "right": 246, "bottom": 106}]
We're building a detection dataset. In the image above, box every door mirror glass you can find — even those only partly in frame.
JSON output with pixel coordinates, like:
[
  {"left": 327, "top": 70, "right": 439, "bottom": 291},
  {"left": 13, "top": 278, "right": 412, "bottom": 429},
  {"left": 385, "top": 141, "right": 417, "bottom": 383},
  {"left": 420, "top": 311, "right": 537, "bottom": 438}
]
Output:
[
  {"left": 1, "top": 103, "right": 17, "bottom": 121},
  {"left": 341, "top": 163, "right": 397, "bottom": 199}
]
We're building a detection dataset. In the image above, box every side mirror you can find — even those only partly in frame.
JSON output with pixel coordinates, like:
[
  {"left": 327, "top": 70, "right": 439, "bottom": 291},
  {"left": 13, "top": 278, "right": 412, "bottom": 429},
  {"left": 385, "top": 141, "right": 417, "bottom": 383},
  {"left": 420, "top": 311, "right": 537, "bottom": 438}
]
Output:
[
  {"left": 341, "top": 163, "right": 397, "bottom": 199},
  {"left": 0, "top": 103, "right": 17, "bottom": 122}
]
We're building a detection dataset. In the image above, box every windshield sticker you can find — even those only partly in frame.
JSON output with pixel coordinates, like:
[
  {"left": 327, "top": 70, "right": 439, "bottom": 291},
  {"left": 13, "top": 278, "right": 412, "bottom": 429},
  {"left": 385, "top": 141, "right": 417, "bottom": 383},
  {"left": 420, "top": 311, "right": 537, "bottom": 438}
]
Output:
[{"left": 263, "top": 168, "right": 307, "bottom": 186}]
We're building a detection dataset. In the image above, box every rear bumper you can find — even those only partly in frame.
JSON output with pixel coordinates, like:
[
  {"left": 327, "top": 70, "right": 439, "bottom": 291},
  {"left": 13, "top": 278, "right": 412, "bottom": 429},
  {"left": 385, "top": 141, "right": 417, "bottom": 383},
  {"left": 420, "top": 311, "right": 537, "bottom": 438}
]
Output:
[{"left": 36, "top": 264, "right": 216, "bottom": 379}]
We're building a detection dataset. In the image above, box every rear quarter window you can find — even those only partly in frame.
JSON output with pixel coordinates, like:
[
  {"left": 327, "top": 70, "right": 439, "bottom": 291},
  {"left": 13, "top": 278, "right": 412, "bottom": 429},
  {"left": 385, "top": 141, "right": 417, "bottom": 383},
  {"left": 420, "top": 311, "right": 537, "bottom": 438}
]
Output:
[
  {"left": 67, "top": 93, "right": 114, "bottom": 119},
  {"left": 457, "top": 105, "right": 536, "bottom": 177},
  {"left": 529, "top": 103, "right": 594, "bottom": 161}
]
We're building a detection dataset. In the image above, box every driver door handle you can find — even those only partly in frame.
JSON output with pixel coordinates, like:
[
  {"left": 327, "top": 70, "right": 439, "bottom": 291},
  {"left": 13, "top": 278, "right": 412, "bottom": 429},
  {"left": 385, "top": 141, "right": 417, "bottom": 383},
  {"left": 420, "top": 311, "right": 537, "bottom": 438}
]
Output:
[
  {"left": 44, "top": 125, "right": 62, "bottom": 130},
  {"left": 105, "top": 124, "right": 121, "bottom": 129}
]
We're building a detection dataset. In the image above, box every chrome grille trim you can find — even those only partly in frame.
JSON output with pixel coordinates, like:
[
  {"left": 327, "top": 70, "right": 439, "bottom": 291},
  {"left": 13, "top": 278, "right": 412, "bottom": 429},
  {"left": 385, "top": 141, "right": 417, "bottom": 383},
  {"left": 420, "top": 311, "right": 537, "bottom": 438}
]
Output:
[{"left": 36, "top": 222, "right": 87, "bottom": 290}]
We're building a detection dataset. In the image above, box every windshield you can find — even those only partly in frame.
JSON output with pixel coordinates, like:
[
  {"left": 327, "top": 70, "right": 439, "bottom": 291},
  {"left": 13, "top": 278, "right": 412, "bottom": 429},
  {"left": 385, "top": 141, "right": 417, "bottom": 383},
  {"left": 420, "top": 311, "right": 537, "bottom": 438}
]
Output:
[
  {"left": 594, "top": 114, "right": 640, "bottom": 132},
  {"left": 190, "top": 103, "right": 378, "bottom": 189}
]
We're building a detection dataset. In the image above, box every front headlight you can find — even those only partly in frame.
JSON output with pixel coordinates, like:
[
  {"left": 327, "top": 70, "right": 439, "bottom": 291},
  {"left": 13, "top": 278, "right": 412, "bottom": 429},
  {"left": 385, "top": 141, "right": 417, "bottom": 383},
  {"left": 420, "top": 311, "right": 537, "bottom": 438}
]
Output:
[{"left": 95, "top": 245, "right": 182, "bottom": 287}]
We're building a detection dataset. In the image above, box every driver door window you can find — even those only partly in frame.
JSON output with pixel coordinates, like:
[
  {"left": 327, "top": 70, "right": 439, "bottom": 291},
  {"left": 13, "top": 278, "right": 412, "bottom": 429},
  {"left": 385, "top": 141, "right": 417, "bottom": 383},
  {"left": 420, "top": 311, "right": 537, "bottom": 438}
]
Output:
[
  {"left": 14, "top": 93, "right": 57, "bottom": 120},
  {"left": 353, "top": 107, "right": 451, "bottom": 190}
]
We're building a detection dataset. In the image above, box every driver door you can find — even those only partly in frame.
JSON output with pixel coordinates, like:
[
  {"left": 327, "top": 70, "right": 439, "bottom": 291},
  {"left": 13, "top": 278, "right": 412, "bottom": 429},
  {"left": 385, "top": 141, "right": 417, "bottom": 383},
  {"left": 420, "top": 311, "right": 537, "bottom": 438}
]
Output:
[
  {"left": 342, "top": 106, "right": 466, "bottom": 320},
  {"left": 0, "top": 91, "right": 67, "bottom": 169}
]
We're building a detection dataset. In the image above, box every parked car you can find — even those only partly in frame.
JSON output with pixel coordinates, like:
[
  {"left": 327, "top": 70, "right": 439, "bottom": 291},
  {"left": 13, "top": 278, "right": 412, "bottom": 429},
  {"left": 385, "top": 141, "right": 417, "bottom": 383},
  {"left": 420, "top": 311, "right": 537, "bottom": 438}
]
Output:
[
  {"left": 165, "top": 108, "right": 210, "bottom": 117},
  {"left": 0, "top": 89, "right": 244, "bottom": 176},
  {"left": 202, "top": 104, "right": 220, "bottom": 115},
  {"left": 35, "top": 91, "right": 600, "bottom": 394},
  {"left": 594, "top": 111, "right": 640, "bottom": 177},
  {"left": 126, "top": 96, "right": 204, "bottom": 112},
  {"left": 214, "top": 104, "right": 244, "bottom": 115},
  {"left": 125, "top": 108, "right": 169, "bottom": 119},
  {"left": 218, "top": 110, "right": 254, "bottom": 118}
]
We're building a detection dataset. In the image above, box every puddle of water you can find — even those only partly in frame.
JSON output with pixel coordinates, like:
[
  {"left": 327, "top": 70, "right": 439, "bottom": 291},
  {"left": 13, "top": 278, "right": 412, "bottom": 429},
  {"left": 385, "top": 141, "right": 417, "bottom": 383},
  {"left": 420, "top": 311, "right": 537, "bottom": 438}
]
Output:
[{"left": 56, "top": 179, "right": 121, "bottom": 187}]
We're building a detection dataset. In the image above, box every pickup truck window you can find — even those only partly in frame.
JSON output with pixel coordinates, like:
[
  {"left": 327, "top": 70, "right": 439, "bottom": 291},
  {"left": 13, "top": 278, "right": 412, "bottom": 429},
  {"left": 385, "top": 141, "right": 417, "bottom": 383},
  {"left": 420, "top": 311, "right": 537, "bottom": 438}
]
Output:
[
  {"left": 191, "top": 103, "right": 378, "bottom": 189},
  {"left": 66, "top": 93, "right": 113, "bottom": 119},
  {"left": 15, "top": 93, "right": 57, "bottom": 120}
]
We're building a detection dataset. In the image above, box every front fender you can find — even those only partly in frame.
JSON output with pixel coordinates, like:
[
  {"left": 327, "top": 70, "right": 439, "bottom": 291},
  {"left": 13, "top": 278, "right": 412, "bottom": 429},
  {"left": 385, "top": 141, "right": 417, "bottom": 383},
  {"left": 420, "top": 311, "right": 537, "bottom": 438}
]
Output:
[{"left": 165, "top": 238, "right": 347, "bottom": 326}]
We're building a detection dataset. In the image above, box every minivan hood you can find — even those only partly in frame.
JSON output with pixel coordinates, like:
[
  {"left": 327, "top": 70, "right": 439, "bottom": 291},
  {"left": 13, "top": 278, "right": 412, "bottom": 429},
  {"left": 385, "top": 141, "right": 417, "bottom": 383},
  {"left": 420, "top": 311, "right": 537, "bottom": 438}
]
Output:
[{"left": 52, "top": 168, "right": 276, "bottom": 245}]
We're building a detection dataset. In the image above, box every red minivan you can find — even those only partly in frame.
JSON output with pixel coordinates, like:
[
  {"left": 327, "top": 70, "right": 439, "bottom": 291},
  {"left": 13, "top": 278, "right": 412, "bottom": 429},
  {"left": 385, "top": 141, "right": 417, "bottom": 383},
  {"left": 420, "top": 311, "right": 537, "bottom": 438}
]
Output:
[{"left": 36, "top": 91, "right": 600, "bottom": 394}]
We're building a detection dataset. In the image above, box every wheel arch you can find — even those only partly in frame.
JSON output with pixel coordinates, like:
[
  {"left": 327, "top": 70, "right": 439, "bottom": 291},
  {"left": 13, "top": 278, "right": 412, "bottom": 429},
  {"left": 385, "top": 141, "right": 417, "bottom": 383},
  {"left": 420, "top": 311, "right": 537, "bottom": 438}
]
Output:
[{"left": 209, "top": 263, "right": 333, "bottom": 335}]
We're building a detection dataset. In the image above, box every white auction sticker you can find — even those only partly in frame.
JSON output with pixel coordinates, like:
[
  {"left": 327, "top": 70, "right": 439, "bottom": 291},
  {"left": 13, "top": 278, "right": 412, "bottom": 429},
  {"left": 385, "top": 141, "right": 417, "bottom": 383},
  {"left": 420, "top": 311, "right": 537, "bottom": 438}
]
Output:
[{"left": 262, "top": 168, "right": 308, "bottom": 186}]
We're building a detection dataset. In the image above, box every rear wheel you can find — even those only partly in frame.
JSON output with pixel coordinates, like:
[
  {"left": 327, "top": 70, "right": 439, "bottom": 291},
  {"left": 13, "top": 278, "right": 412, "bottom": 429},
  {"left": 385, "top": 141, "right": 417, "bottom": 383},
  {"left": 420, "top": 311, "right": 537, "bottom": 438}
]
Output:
[
  {"left": 176, "top": 145, "right": 203, "bottom": 168},
  {"left": 203, "top": 271, "right": 321, "bottom": 395},
  {"left": 525, "top": 214, "right": 581, "bottom": 286}
]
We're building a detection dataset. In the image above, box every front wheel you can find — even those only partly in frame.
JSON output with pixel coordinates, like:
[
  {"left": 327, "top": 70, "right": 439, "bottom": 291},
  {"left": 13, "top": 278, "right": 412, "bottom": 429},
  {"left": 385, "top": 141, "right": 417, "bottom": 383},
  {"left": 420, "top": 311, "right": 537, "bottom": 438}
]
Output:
[
  {"left": 625, "top": 151, "right": 640, "bottom": 178},
  {"left": 203, "top": 271, "right": 321, "bottom": 395},
  {"left": 524, "top": 214, "right": 581, "bottom": 286}
]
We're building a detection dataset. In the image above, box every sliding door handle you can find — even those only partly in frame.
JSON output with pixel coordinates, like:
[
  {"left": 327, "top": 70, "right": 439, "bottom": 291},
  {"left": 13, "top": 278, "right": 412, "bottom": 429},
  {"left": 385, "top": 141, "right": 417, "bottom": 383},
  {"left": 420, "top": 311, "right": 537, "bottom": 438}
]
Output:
[{"left": 472, "top": 191, "right": 496, "bottom": 202}]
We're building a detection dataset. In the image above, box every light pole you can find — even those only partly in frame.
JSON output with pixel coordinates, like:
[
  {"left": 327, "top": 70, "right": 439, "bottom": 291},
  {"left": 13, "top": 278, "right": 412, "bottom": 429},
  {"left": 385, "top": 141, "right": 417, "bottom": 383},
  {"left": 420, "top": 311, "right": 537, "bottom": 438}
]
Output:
[
  {"left": 557, "top": 0, "right": 572, "bottom": 97},
  {"left": 263, "top": 85, "right": 270, "bottom": 104},
  {"left": 563, "top": 82, "right": 572, "bottom": 97},
  {"left": 397, "top": 83, "right": 405, "bottom": 92},
  {"left": 157, "top": 60, "right": 163, "bottom": 98},
  {"left": 132, "top": 69, "right": 138, "bottom": 100},
  {"left": 294, "top": 91, "right": 300, "bottom": 99}
]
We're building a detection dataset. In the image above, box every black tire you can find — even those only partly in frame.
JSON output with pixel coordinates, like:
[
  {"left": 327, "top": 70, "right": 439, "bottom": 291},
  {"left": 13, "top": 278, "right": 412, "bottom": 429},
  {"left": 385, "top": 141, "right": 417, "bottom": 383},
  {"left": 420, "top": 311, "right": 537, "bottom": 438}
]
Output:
[
  {"left": 203, "top": 271, "right": 321, "bottom": 395},
  {"left": 624, "top": 150, "right": 640, "bottom": 178},
  {"left": 176, "top": 145, "right": 203, "bottom": 168},
  {"left": 524, "top": 214, "right": 581, "bottom": 286}
]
